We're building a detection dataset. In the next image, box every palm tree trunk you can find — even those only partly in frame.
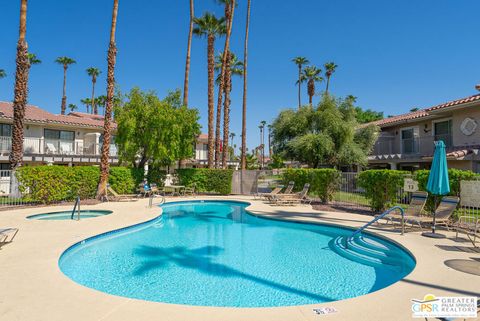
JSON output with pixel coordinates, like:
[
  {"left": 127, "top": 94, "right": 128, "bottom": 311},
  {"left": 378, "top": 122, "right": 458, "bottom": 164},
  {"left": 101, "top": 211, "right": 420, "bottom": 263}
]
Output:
[
  {"left": 222, "top": 52, "right": 232, "bottom": 168},
  {"left": 96, "top": 0, "right": 119, "bottom": 200},
  {"left": 214, "top": 81, "right": 223, "bottom": 168},
  {"left": 10, "top": 0, "right": 29, "bottom": 170},
  {"left": 298, "top": 65, "right": 301, "bottom": 109},
  {"left": 61, "top": 65, "right": 67, "bottom": 115},
  {"left": 308, "top": 79, "right": 314, "bottom": 106},
  {"left": 241, "top": 0, "right": 251, "bottom": 170},
  {"left": 91, "top": 77, "right": 97, "bottom": 115},
  {"left": 207, "top": 34, "right": 215, "bottom": 168},
  {"left": 325, "top": 75, "right": 330, "bottom": 95},
  {"left": 183, "top": 0, "right": 194, "bottom": 107}
]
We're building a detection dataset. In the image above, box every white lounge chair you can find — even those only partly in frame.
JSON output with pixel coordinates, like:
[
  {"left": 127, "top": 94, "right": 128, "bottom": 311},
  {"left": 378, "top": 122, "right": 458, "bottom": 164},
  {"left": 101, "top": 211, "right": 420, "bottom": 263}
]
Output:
[
  {"left": 456, "top": 215, "right": 479, "bottom": 247},
  {"left": 45, "top": 143, "right": 57, "bottom": 154},
  {"left": 0, "top": 228, "right": 19, "bottom": 244}
]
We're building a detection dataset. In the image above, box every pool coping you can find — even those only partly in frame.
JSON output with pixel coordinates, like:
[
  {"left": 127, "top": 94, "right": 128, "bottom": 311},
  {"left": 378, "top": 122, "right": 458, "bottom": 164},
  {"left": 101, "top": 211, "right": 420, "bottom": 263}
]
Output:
[{"left": 1, "top": 196, "right": 479, "bottom": 321}]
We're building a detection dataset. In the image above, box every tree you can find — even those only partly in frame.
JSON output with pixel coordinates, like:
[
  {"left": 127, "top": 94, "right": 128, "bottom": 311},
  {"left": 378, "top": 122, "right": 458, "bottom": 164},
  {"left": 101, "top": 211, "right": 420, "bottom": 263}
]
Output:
[
  {"left": 271, "top": 95, "right": 379, "bottom": 168},
  {"left": 115, "top": 88, "right": 200, "bottom": 168},
  {"left": 10, "top": 0, "right": 29, "bottom": 170},
  {"left": 96, "top": 95, "right": 107, "bottom": 115},
  {"left": 80, "top": 98, "right": 92, "bottom": 113},
  {"left": 259, "top": 120, "right": 266, "bottom": 168},
  {"left": 214, "top": 51, "right": 243, "bottom": 167},
  {"left": 183, "top": 0, "right": 194, "bottom": 107},
  {"left": 301, "top": 66, "right": 323, "bottom": 106},
  {"left": 229, "top": 132, "right": 235, "bottom": 148},
  {"left": 55, "top": 56, "right": 76, "bottom": 115},
  {"left": 193, "top": 12, "right": 226, "bottom": 168},
  {"left": 0, "top": 69, "right": 6, "bottom": 79},
  {"left": 68, "top": 103, "right": 78, "bottom": 112},
  {"left": 324, "top": 62, "right": 338, "bottom": 95},
  {"left": 292, "top": 57, "right": 309, "bottom": 108},
  {"left": 267, "top": 124, "right": 272, "bottom": 157},
  {"left": 241, "top": 0, "right": 251, "bottom": 170},
  {"left": 96, "top": 0, "right": 119, "bottom": 200},
  {"left": 86, "top": 67, "right": 101, "bottom": 115},
  {"left": 354, "top": 106, "right": 384, "bottom": 124},
  {"left": 27, "top": 53, "right": 41, "bottom": 65}
]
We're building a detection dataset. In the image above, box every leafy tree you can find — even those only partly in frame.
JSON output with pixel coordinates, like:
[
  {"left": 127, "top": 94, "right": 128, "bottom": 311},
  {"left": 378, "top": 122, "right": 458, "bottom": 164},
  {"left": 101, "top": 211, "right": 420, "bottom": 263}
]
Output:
[
  {"left": 86, "top": 67, "right": 101, "bottom": 114},
  {"left": 292, "top": 57, "right": 309, "bottom": 108},
  {"left": 271, "top": 95, "right": 379, "bottom": 168},
  {"left": 354, "top": 107, "right": 384, "bottom": 124},
  {"left": 269, "top": 154, "right": 285, "bottom": 169},
  {"left": 55, "top": 56, "right": 76, "bottom": 115},
  {"left": 115, "top": 88, "right": 200, "bottom": 169}
]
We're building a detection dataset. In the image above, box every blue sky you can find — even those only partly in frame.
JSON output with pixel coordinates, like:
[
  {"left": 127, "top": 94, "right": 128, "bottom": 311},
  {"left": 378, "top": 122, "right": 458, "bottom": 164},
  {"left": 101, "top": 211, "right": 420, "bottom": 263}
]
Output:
[{"left": 0, "top": 0, "right": 479, "bottom": 149}]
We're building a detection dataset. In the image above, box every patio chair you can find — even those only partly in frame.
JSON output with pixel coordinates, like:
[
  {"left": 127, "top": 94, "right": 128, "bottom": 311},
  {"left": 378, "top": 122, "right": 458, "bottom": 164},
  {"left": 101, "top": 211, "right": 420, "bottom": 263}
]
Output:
[
  {"left": 455, "top": 215, "right": 479, "bottom": 247},
  {"left": 255, "top": 185, "right": 283, "bottom": 200},
  {"left": 138, "top": 183, "right": 152, "bottom": 197},
  {"left": 265, "top": 181, "right": 294, "bottom": 203},
  {"left": 403, "top": 196, "right": 460, "bottom": 231},
  {"left": 377, "top": 191, "right": 428, "bottom": 226},
  {"left": 183, "top": 183, "right": 196, "bottom": 196},
  {"left": 272, "top": 183, "right": 311, "bottom": 206},
  {"left": 106, "top": 186, "right": 138, "bottom": 202},
  {"left": 45, "top": 143, "right": 57, "bottom": 154},
  {"left": 0, "top": 228, "right": 19, "bottom": 244}
]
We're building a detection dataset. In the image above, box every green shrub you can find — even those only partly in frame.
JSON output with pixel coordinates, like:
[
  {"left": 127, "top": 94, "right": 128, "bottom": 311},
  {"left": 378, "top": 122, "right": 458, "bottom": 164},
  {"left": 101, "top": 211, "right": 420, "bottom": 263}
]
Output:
[
  {"left": 146, "top": 167, "right": 167, "bottom": 187},
  {"left": 358, "top": 170, "right": 409, "bottom": 212},
  {"left": 176, "top": 168, "right": 233, "bottom": 195},
  {"left": 282, "top": 168, "right": 341, "bottom": 203},
  {"left": 16, "top": 165, "right": 144, "bottom": 203}
]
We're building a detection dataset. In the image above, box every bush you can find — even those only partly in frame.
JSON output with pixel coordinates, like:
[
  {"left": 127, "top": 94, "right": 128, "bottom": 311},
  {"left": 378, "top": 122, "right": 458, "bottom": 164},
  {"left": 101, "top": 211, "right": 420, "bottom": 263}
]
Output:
[
  {"left": 358, "top": 170, "right": 409, "bottom": 212},
  {"left": 176, "top": 168, "right": 233, "bottom": 195},
  {"left": 146, "top": 167, "right": 167, "bottom": 187},
  {"left": 16, "top": 166, "right": 144, "bottom": 203},
  {"left": 282, "top": 168, "right": 341, "bottom": 203}
]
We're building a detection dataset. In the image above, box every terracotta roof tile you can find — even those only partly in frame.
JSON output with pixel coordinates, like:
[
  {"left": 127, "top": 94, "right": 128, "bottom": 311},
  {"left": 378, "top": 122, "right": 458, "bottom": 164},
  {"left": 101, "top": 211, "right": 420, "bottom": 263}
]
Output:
[{"left": 426, "top": 94, "right": 480, "bottom": 112}]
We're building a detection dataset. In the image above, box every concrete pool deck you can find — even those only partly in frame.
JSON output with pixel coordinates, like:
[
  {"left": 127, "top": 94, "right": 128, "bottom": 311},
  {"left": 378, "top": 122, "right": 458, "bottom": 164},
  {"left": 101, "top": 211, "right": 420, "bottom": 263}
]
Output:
[{"left": 0, "top": 196, "right": 479, "bottom": 321}]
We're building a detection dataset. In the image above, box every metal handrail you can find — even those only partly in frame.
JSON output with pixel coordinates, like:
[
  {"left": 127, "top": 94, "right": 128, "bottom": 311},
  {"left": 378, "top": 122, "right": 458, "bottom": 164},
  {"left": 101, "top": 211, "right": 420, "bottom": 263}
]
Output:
[
  {"left": 149, "top": 194, "right": 165, "bottom": 208},
  {"left": 71, "top": 196, "right": 81, "bottom": 220},
  {"left": 346, "top": 206, "right": 405, "bottom": 248}
]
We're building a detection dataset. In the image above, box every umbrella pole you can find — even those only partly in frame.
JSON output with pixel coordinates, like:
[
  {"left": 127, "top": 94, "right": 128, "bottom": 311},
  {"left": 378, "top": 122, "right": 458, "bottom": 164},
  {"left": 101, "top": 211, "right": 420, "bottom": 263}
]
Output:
[
  {"left": 432, "top": 195, "right": 437, "bottom": 234},
  {"left": 422, "top": 195, "right": 446, "bottom": 239}
]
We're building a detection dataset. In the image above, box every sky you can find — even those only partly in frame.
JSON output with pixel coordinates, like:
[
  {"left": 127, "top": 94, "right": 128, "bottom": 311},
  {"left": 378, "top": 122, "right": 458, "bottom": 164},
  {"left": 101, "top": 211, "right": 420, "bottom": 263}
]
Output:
[{"left": 0, "top": 0, "right": 479, "bottom": 150}]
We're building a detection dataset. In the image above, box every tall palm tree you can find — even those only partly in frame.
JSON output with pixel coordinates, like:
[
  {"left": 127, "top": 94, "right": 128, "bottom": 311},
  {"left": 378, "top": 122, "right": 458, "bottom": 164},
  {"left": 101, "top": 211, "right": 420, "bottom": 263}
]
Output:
[
  {"left": 10, "top": 0, "right": 29, "bottom": 171},
  {"left": 219, "top": 0, "right": 237, "bottom": 169},
  {"left": 302, "top": 66, "right": 323, "bottom": 106},
  {"left": 259, "top": 120, "right": 266, "bottom": 168},
  {"left": 96, "top": 0, "right": 119, "bottom": 200},
  {"left": 241, "top": 0, "right": 251, "bottom": 170},
  {"left": 80, "top": 98, "right": 92, "bottom": 113},
  {"left": 229, "top": 132, "right": 235, "bottom": 148},
  {"left": 68, "top": 103, "right": 78, "bottom": 112},
  {"left": 55, "top": 56, "right": 76, "bottom": 115},
  {"left": 292, "top": 57, "right": 309, "bottom": 108},
  {"left": 214, "top": 51, "right": 243, "bottom": 167},
  {"left": 96, "top": 95, "right": 107, "bottom": 115},
  {"left": 267, "top": 124, "right": 272, "bottom": 157},
  {"left": 183, "top": 0, "right": 194, "bottom": 107},
  {"left": 86, "top": 67, "right": 101, "bottom": 115},
  {"left": 324, "top": 62, "right": 338, "bottom": 95},
  {"left": 193, "top": 12, "right": 226, "bottom": 168}
]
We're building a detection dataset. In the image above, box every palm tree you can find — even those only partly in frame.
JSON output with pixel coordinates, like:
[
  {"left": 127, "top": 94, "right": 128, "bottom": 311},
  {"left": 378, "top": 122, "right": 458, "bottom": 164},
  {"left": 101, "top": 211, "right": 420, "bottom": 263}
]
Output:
[
  {"left": 10, "top": 0, "right": 29, "bottom": 171},
  {"left": 96, "top": 0, "right": 119, "bottom": 200},
  {"left": 86, "top": 67, "right": 101, "bottom": 115},
  {"left": 229, "top": 132, "right": 235, "bottom": 148},
  {"left": 68, "top": 103, "right": 78, "bottom": 112},
  {"left": 96, "top": 95, "right": 107, "bottom": 115},
  {"left": 259, "top": 120, "right": 266, "bottom": 168},
  {"left": 183, "top": 0, "right": 194, "bottom": 107},
  {"left": 292, "top": 57, "right": 309, "bottom": 108},
  {"left": 324, "top": 62, "right": 338, "bottom": 95},
  {"left": 267, "top": 124, "right": 272, "bottom": 157},
  {"left": 0, "top": 69, "right": 6, "bottom": 79},
  {"left": 27, "top": 53, "right": 41, "bottom": 65},
  {"left": 55, "top": 56, "right": 76, "bottom": 115},
  {"left": 80, "top": 98, "right": 92, "bottom": 113},
  {"left": 193, "top": 12, "right": 226, "bottom": 168},
  {"left": 302, "top": 66, "right": 323, "bottom": 106},
  {"left": 214, "top": 51, "right": 243, "bottom": 167},
  {"left": 241, "top": 0, "right": 251, "bottom": 170}
]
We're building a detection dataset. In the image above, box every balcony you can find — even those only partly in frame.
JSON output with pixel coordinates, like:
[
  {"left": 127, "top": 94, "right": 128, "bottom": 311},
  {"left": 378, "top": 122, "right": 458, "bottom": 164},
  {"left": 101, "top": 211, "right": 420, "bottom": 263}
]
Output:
[
  {"left": 0, "top": 136, "right": 118, "bottom": 158},
  {"left": 370, "top": 134, "right": 454, "bottom": 160}
]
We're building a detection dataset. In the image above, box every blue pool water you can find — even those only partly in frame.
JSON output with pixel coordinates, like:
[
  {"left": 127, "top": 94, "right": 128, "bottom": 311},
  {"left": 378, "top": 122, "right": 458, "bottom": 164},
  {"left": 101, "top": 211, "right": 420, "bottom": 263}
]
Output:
[
  {"left": 59, "top": 201, "right": 415, "bottom": 307},
  {"left": 28, "top": 210, "right": 113, "bottom": 220}
]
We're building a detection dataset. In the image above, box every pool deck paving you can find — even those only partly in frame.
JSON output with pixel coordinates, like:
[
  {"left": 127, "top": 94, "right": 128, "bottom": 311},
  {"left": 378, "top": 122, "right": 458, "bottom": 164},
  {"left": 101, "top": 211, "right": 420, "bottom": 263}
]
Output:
[{"left": 0, "top": 196, "right": 479, "bottom": 321}]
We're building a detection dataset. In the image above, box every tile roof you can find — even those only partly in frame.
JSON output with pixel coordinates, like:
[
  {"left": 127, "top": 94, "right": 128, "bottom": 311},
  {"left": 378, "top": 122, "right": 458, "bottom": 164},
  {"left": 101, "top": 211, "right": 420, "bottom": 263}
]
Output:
[
  {"left": 0, "top": 101, "right": 116, "bottom": 129},
  {"left": 367, "top": 94, "right": 480, "bottom": 128}
]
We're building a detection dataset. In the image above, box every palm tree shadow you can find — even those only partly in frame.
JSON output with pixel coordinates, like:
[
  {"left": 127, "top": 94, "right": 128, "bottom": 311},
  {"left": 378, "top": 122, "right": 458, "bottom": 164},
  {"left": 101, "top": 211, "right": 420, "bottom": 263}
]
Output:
[{"left": 133, "top": 245, "right": 334, "bottom": 302}]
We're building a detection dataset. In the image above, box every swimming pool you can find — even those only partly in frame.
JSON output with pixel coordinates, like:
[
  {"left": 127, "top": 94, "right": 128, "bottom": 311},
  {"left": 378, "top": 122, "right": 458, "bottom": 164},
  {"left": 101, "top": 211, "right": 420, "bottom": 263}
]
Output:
[
  {"left": 28, "top": 210, "right": 113, "bottom": 221},
  {"left": 59, "top": 201, "right": 415, "bottom": 307}
]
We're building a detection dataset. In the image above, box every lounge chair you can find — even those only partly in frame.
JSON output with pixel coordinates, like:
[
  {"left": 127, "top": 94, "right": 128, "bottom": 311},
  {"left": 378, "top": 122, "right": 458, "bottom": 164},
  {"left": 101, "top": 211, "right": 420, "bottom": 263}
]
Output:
[
  {"left": 255, "top": 185, "right": 283, "bottom": 200},
  {"left": 265, "top": 181, "right": 294, "bottom": 203},
  {"left": 45, "top": 143, "right": 57, "bottom": 154},
  {"left": 0, "top": 228, "right": 19, "bottom": 244},
  {"left": 403, "top": 196, "right": 460, "bottom": 231},
  {"left": 138, "top": 183, "right": 153, "bottom": 197},
  {"left": 272, "top": 183, "right": 311, "bottom": 206},
  {"left": 183, "top": 184, "right": 196, "bottom": 196},
  {"left": 456, "top": 215, "right": 479, "bottom": 247},
  {"left": 377, "top": 191, "right": 428, "bottom": 226},
  {"left": 106, "top": 186, "right": 138, "bottom": 202}
]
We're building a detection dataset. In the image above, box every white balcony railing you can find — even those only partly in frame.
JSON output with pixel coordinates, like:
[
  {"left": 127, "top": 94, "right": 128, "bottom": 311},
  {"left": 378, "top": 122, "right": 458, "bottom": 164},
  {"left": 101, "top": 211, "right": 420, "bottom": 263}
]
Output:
[
  {"left": 371, "top": 134, "right": 454, "bottom": 157},
  {"left": 0, "top": 136, "right": 118, "bottom": 158}
]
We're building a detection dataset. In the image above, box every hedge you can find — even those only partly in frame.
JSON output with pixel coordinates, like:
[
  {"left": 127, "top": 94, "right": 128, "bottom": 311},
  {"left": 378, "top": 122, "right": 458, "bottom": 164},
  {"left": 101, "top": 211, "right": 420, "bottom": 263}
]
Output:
[
  {"left": 176, "top": 168, "right": 233, "bottom": 195},
  {"left": 16, "top": 166, "right": 146, "bottom": 203},
  {"left": 282, "top": 168, "right": 340, "bottom": 203},
  {"left": 357, "top": 170, "right": 409, "bottom": 212}
]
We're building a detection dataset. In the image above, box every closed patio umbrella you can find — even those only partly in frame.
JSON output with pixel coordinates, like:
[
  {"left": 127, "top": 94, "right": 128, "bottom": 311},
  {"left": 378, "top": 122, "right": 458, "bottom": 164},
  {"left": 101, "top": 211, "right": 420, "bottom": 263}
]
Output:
[{"left": 423, "top": 140, "right": 450, "bottom": 238}]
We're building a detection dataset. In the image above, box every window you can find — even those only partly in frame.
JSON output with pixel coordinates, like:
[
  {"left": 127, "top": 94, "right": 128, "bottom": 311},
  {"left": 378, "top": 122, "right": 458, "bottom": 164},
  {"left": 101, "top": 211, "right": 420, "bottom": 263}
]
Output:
[
  {"left": 401, "top": 128, "right": 418, "bottom": 154},
  {"left": 0, "top": 124, "right": 12, "bottom": 137},
  {"left": 44, "top": 129, "right": 74, "bottom": 141},
  {"left": 434, "top": 120, "right": 452, "bottom": 147}
]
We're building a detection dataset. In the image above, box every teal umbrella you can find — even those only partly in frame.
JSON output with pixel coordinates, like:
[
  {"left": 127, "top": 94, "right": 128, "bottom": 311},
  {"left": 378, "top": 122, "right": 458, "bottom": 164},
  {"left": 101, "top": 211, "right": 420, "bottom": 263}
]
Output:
[{"left": 423, "top": 140, "right": 450, "bottom": 238}]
